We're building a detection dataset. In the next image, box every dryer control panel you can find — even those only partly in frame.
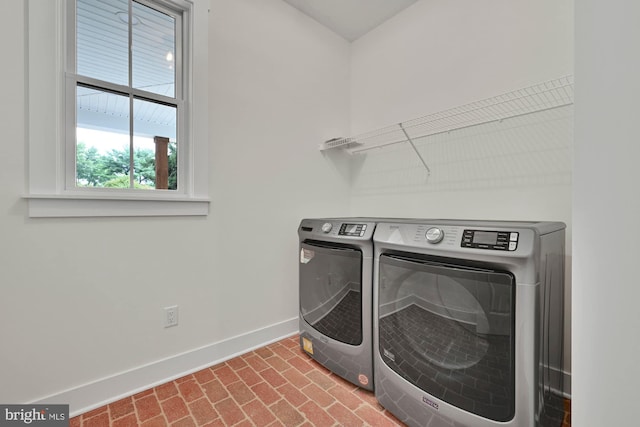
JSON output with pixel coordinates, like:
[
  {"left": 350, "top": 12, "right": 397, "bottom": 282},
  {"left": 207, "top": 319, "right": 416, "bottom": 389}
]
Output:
[{"left": 461, "top": 229, "right": 519, "bottom": 251}]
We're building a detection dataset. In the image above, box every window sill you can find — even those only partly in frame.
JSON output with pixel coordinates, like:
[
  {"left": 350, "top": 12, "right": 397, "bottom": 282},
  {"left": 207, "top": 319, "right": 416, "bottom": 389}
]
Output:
[{"left": 25, "top": 194, "right": 210, "bottom": 218}]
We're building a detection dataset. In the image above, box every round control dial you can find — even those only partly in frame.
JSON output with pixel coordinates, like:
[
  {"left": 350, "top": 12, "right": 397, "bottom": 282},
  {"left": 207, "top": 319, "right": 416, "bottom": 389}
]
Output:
[
  {"left": 321, "top": 223, "right": 333, "bottom": 233},
  {"left": 425, "top": 227, "right": 444, "bottom": 244}
]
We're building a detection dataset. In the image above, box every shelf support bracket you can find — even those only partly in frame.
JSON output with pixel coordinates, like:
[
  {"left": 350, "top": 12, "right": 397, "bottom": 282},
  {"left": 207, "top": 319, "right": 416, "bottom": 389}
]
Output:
[{"left": 399, "top": 123, "right": 431, "bottom": 175}]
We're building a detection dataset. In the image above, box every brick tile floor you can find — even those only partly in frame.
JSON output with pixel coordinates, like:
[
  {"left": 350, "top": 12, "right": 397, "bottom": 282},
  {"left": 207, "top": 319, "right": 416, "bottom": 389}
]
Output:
[{"left": 69, "top": 335, "right": 571, "bottom": 426}]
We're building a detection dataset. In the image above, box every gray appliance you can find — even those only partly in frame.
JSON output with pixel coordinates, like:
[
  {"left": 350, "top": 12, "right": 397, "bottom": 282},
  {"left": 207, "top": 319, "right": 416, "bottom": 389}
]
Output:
[
  {"left": 373, "top": 220, "right": 566, "bottom": 427},
  {"left": 298, "top": 218, "right": 377, "bottom": 390}
]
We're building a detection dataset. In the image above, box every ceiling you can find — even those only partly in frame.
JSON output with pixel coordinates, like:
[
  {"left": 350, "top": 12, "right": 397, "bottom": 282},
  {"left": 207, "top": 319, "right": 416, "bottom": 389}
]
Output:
[{"left": 281, "top": 0, "right": 419, "bottom": 41}]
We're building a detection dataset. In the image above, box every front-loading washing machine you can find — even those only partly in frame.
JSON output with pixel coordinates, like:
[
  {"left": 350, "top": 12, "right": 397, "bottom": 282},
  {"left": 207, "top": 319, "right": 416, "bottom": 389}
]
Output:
[
  {"left": 373, "top": 220, "right": 566, "bottom": 427},
  {"left": 298, "top": 218, "right": 379, "bottom": 390}
]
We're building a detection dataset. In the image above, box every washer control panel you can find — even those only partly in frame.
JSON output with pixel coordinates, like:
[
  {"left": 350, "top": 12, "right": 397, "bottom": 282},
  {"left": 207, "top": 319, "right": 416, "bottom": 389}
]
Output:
[
  {"left": 461, "top": 229, "right": 519, "bottom": 251},
  {"left": 425, "top": 227, "right": 444, "bottom": 244},
  {"left": 338, "top": 223, "right": 367, "bottom": 237}
]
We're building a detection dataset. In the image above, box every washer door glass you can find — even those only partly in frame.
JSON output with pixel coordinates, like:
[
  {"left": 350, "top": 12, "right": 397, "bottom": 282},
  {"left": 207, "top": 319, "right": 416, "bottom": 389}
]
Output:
[
  {"left": 300, "top": 241, "right": 363, "bottom": 345},
  {"left": 378, "top": 253, "right": 515, "bottom": 422}
]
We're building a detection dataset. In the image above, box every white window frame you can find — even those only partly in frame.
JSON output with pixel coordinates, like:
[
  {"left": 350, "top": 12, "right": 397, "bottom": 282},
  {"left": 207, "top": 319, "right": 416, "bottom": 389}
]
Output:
[{"left": 25, "top": 0, "right": 209, "bottom": 217}]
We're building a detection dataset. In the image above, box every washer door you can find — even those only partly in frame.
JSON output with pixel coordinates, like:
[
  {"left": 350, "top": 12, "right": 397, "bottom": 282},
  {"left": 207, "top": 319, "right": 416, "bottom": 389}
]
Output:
[
  {"left": 378, "top": 253, "right": 515, "bottom": 422},
  {"left": 300, "top": 241, "right": 363, "bottom": 345}
]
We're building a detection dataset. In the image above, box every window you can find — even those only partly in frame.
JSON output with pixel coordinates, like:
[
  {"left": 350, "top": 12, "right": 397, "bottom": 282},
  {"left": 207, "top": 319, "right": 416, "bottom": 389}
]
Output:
[
  {"left": 72, "top": 0, "right": 180, "bottom": 191},
  {"left": 26, "top": 0, "right": 209, "bottom": 217}
]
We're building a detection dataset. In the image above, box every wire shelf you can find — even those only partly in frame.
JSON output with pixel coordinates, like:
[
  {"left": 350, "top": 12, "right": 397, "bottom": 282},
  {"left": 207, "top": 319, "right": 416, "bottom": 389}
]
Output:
[
  {"left": 319, "top": 137, "right": 361, "bottom": 151},
  {"left": 324, "top": 76, "right": 575, "bottom": 171}
]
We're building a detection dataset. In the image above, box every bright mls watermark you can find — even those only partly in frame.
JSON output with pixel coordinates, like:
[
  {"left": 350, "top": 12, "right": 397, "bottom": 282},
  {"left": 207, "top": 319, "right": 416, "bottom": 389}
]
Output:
[{"left": 0, "top": 405, "right": 69, "bottom": 426}]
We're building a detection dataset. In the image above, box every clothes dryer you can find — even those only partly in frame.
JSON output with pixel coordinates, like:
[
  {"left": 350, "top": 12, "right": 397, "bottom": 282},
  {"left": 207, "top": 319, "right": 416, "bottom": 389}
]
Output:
[
  {"left": 373, "top": 220, "right": 566, "bottom": 427},
  {"left": 298, "top": 218, "right": 378, "bottom": 390}
]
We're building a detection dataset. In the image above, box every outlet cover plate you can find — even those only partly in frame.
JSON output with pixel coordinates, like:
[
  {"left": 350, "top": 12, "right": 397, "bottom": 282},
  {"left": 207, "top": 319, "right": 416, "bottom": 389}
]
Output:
[{"left": 164, "top": 305, "right": 178, "bottom": 328}]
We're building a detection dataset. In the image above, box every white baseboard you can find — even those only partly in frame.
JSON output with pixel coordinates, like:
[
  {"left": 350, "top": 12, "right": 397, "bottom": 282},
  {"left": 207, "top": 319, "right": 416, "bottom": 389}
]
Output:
[{"left": 31, "top": 317, "right": 299, "bottom": 418}]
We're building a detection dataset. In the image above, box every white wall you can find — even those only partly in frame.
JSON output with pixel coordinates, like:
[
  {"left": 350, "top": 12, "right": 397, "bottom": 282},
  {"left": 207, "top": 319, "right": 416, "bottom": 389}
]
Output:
[
  {"left": 348, "top": 0, "right": 574, "bottom": 391},
  {"left": 350, "top": 0, "right": 574, "bottom": 134},
  {"left": 207, "top": 0, "right": 351, "bottom": 342},
  {"left": 0, "top": 0, "right": 350, "bottom": 414},
  {"left": 573, "top": 1, "right": 640, "bottom": 425}
]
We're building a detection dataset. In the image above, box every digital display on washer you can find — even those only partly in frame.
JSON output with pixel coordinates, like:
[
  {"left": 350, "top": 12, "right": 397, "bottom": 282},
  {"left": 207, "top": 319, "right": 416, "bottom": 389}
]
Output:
[
  {"left": 339, "top": 223, "right": 367, "bottom": 236},
  {"left": 473, "top": 231, "right": 498, "bottom": 245},
  {"left": 344, "top": 224, "right": 359, "bottom": 234}
]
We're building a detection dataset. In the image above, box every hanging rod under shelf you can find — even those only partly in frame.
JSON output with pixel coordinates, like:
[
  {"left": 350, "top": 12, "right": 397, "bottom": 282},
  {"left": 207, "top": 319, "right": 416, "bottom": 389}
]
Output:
[{"left": 321, "top": 75, "right": 574, "bottom": 165}]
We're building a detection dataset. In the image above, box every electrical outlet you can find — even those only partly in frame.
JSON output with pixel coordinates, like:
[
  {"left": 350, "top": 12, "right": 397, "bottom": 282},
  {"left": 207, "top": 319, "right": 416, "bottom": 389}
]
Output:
[{"left": 164, "top": 305, "right": 178, "bottom": 328}]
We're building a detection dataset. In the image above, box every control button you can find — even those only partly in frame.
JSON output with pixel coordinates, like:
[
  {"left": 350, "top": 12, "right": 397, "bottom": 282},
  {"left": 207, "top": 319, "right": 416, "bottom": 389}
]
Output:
[
  {"left": 321, "top": 223, "right": 332, "bottom": 233},
  {"left": 425, "top": 227, "right": 444, "bottom": 244},
  {"left": 510, "top": 232, "right": 518, "bottom": 242},
  {"left": 509, "top": 242, "right": 517, "bottom": 251}
]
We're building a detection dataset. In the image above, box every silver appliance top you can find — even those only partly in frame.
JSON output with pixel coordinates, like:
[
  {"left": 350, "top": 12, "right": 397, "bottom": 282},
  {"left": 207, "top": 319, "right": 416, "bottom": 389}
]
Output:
[
  {"left": 373, "top": 219, "right": 565, "bottom": 256},
  {"left": 298, "top": 217, "right": 442, "bottom": 241},
  {"left": 298, "top": 218, "right": 379, "bottom": 241}
]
